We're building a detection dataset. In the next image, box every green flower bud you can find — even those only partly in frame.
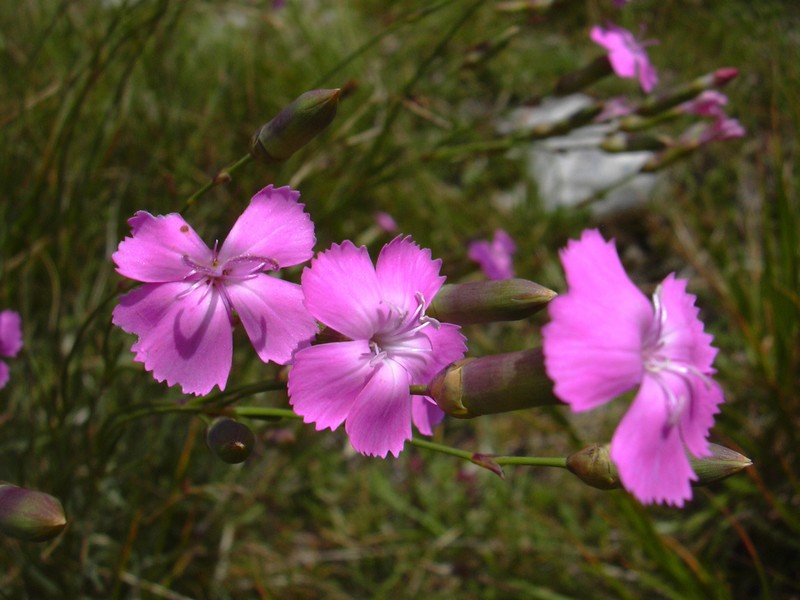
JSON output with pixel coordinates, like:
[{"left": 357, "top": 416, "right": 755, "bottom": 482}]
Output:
[
  {"left": 206, "top": 417, "right": 255, "bottom": 464},
  {"left": 566, "top": 444, "right": 619, "bottom": 490},
  {"left": 427, "top": 279, "right": 556, "bottom": 325},
  {"left": 600, "top": 132, "right": 669, "bottom": 153},
  {"left": 567, "top": 443, "right": 752, "bottom": 491},
  {"left": 689, "top": 443, "right": 753, "bottom": 485},
  {"left": 0, "top": 483, "right": 66, "bottom": 542},
  {"left": 250, "top": 88, "right": 341, "bottom": 164},
  {"left": 427, "top": 348, "right": 561, "bottom": 418}
]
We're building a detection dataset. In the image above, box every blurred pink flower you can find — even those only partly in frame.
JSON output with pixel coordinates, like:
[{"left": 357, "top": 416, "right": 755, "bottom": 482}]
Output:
[
  {"left": 679, "top": 90, "right": 729, "bottom": 118},
  {"left": 468, "top": 229, "right": 517, "bottom": 280},
  {"left": 0, "top": 310, "right": 23, "bottom": 389},
  {"left": 112, "top": 185, "right": 318, "bottom": 396},
  {"left": 595, "top": 97, "right": 636, "bottom": 122},
  {"left": 542, "top": 229, "right": 724, "bottom": 506},
  {"left": 699, "top": 116, "right": 745, "bottom": 144},
  {"left": 374, "top": 211, "right": 399, "bottom": 234},
  {"left": 288, "top": 237, "right": 467, "bottom": 457},
  {"left": 591, "top": 23, "right": 658, "bottom": 93}
]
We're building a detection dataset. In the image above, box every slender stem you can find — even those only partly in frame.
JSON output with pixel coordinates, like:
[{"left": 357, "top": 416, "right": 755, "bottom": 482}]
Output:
[
  {"left": 408, "top": 437, "right": 475, "bottom": 461},
  {"left": 494, "top": 456, "right": 567, "bottom": 468},
  {"left": 409, "top": 384, "right": 429, "bottom": 396},
  {"left": 409, "top": 437, "right": 568, "bottom": 469},
  {"left": 230, "top": 407, "right": 300, "bottom": 421},
  {"left": 182, "top": 152, "right": 253, "bottom": 211}
]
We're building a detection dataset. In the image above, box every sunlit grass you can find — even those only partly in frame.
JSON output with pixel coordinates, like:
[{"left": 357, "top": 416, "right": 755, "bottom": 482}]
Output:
[{"left": 0, "top": 0, "right": 797, "bottom": 598}]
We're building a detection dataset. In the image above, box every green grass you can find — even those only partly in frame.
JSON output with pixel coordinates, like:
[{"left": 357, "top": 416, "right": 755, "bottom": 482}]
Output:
[{"left": 1, "top": 0, "right": 797, "bottom": 598}]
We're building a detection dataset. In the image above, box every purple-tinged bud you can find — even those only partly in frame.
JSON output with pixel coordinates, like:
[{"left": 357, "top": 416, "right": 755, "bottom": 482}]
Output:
[
  {"left": 427, "top": 348, "right": 561, "bottom": 418},
  {"left": 206, "top": 417, "right": 255, "bottom": 464},
  {"left": 427, "top": 279, "right": 556, "bottom": 325},
  {"left": 636, "top": 68, "right": 739, "bottom": 118},
  {"left": 0, "top": 483, "right": 66, "bottom": 542},
  {"left": 567, "top": 443, "right": 752, "bottom": 491},
  {"left": 713, "top": 67, "right": 739, "bottom": 87},
  {"left": 250, "top": 89, "right": 340, "bottom": 164}
]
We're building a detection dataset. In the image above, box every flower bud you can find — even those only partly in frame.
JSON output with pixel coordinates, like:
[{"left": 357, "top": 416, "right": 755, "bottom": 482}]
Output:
[
  {"left": 427, "top": 279, "right": 556, "bottom": 325},
  {"left": 250, "top": 89, "right": 341, "bottom": 164},
  {"left": 566, "top": 444, "right": 619, "bottom": 490},
  {"left": 567, "top": 443, "right": 752, "bottom": 491},
  {"left": 0, "top": 483, "right": 66, "bottom": 542},
  {"left": 689, "top": 443, "right": 752, "bottom": 485},
  {"left": 206, "top": 417, "right": 255, "bottom": 464},
  {"left": 636, "top": 68, "right": 739, "bottom": 117},
  {"left": 427, "top": 348, "right": 561, "bottom": 418}
]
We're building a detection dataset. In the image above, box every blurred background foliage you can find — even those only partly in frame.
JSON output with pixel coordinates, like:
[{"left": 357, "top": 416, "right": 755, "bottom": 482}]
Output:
[{"left": 0, "top": 0, "right": 797, "bottom": 598}]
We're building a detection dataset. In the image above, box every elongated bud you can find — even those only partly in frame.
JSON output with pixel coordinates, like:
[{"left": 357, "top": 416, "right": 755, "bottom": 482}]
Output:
[
  {"left": 567, "top": 443, "right": 752, "bottom": 491},
  {"left": 206, "top": 417, "right": 255, "bottom": 464},
  {"left": 0, "top": 483, "right": 66, "bottom": 542},
  {"left": 427, "top": 279, "right": 556, "bottom": 325},
  {"left": 427, "top": 348, "right": 561, "bottom": 418},
  {"left": 250, "top": 89, "right": 341, "bottom": 163},
  {"left": 636, "top": 68, "right": 739, "bottom": 117}
]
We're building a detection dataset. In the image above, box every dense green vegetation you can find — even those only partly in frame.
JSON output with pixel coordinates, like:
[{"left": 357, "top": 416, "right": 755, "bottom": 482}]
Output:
[{"left": 1, "top": 1, "right": 797, "bottom": 597}]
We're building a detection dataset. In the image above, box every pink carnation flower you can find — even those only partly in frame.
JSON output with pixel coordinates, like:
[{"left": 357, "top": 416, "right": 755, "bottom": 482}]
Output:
[
  {"left": 288, "top": 237, "right": 467, "bottom": 457},
  {"left": 591, "top": 23, "right": 658, "bottom": 93},
  {"left": 112, "top": 185, "right": 318, "bottom": 396},
  {"left": 542, "top": 229, "right": 724, "bottom": 506},
  {"left": 0, "top": 310, "right": 23, "bottom": 389},
  {"left": 467, "top": 229, "right": 517, "bottom": 280}
]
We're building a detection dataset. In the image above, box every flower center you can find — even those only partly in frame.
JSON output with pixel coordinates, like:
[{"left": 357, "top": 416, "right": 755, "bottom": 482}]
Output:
[
  {"left": 368, "top": 292, "right": 439, "bottom": 370},
  {"left": 176, "top": 244, "right": 279, "bottom": 317}
]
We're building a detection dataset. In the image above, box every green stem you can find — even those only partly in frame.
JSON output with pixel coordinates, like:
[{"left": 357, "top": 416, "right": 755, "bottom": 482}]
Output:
[
  {"left": 408, "top": 438, "right": 568, "bottom": 470},
  {"left": 230, "top": 407, "right": 300, "bottom": 421},
  {"left": 182, "top": 152, "right": 253, "bottom": 211}
]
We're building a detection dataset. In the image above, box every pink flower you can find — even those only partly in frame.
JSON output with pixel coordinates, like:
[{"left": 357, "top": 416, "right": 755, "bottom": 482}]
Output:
[
  {"left": 591, "top": 23, "right": 658, "bottom": 93},
  {"left": 698, "top": 116, "right": 745, "bottom": 144},
  {"left": 542, "top": 230, "right": 724, "bottom": 506},
  {"left": 288, "top": 237, "right": 467, "bottom": 457},
  {"left": 467, "top": 229, "right": 517, "bottom": 280},
  {"left": 0, "top": 310, "right": 23, "bottom": 389},
  {"left": 679, "top": 90, "right": 729, "bottom": 119},
  {"left": 112, "top": 185, "right": 318, "bottom": 396}
]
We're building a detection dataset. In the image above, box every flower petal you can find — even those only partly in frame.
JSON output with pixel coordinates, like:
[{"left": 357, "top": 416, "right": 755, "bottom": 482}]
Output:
[
  {"left": 375, "top": 236, "right": 445, "bottom": 311},
  {"left": 680, "top": 377, "right": 724, "bottom": 459},
  {"left": 542, "top": 229, "right": 653, "bottom": 411},
  {"left": 611, "top": 376, "right": 695, "bottom": 507},
  {"left": 0, "top": 310, "right": 23, "bottom": 358},
  {"left": 113, "top": 212, "right": 212, "bottom": 283},
  {"left": 412, "top": 395, "right": 445, "bottom": 436},
  {"left": 113, "top": 282, "right": 232, "bottom": 395},
  {"left": 656, "top": 274, "right": 719, "bottom": 373},
  {"left": 301, "top": 241, "right": 384, "bottom": 339},
  {"left": 288, "top": 340, "right": 372, "bottom": 431},
  {"left": 417, "top": 322, "right": 467, "bottom": 384},
  {"left": 345, "top": 359, "right": 412, "bottom": 457},
  {"left": 217, "top": 185, "right": 315, "bottom": 269},
  {"left": 225, "top": 275, "right": 318, "bottom": 365}
]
